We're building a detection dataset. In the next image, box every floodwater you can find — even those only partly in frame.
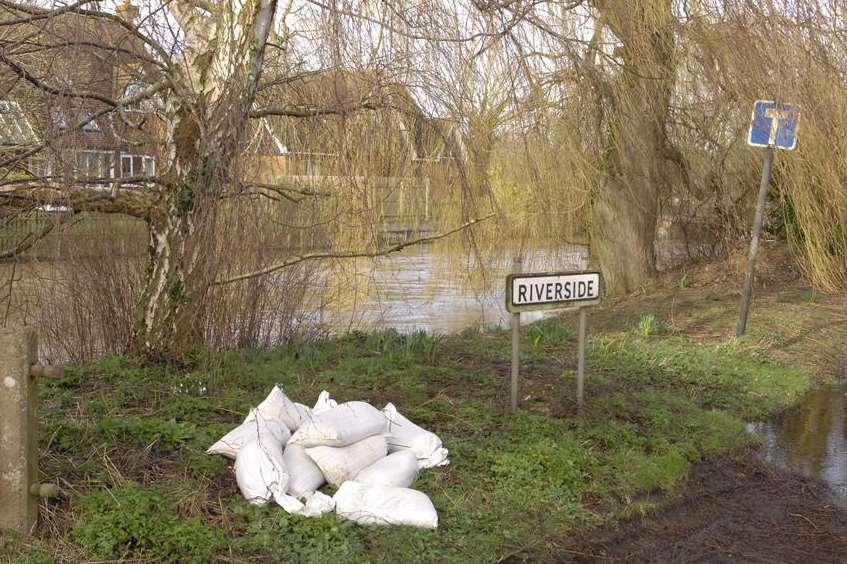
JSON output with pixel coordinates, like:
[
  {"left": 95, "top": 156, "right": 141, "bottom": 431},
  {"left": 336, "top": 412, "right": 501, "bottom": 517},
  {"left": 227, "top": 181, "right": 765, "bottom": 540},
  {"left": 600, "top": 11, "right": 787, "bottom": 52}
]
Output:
[
  {"left": 315, "top": 243, "right": 590, "bottom": 334},
  {"left": 748, "top": 384, "right": 847, "bottom": 508}
]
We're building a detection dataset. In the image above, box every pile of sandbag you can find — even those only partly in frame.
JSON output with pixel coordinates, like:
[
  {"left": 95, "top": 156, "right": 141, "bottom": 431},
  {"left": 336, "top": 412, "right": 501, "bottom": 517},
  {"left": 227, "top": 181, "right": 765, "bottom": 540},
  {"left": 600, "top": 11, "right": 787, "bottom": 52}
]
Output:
[{"left": 207, "top": 386, "right": 449, "bottom": 529}]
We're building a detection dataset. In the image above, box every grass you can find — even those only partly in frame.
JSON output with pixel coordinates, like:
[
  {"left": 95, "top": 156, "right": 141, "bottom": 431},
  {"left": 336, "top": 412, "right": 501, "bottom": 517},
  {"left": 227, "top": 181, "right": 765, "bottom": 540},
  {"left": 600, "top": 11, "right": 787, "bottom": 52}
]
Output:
[{"left": 0, "top": 300, "right": 822, "bottom": 564}]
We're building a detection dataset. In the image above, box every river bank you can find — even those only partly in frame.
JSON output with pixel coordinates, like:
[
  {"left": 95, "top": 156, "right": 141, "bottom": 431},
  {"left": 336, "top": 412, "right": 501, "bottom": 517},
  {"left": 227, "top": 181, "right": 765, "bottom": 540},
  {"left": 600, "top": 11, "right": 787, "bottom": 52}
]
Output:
[{"left": 1, "top": 253, "right": 845, "bottom": 563}]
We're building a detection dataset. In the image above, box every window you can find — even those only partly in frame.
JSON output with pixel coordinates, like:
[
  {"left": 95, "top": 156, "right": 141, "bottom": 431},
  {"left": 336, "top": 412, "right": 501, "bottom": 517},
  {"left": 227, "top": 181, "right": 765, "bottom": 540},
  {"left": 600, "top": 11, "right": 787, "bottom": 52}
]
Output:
[
  {"left": 75, "top": 151, "right": 115, "bottom": 184},
  {"left": 120, "top": 153, "right": 155, "bottom": 178},
  {"left": 122, "top": 82, "right": 153, "bottom": 112}
]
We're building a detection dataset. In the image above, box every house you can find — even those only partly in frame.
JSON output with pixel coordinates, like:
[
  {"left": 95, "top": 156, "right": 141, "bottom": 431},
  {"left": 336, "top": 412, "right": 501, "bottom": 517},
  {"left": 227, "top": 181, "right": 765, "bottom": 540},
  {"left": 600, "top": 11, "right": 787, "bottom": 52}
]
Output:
[
  {"left": 245, "top": 70, "right": 465, "bottom": 223},
  {"left": 0, "top": 0, "right": 160, "bottom": 187},
  {"left": 248, "top": 70, "right": 465, "bottom": 178}
]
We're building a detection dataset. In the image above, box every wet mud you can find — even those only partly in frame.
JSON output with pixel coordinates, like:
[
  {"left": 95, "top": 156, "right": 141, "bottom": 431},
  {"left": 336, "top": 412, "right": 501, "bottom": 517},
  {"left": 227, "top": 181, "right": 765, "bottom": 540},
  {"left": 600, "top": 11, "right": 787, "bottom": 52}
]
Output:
[{"left": 558, "top": 458, "right": 847, "bottom": 564}]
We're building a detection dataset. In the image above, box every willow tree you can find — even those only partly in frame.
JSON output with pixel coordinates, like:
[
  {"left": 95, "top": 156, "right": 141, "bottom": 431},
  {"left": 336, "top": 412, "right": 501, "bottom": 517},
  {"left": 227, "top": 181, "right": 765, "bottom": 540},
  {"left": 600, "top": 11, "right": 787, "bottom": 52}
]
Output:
[
  {"left": 589, "top": 0, "right": 675, "bottom": 294},
  {"left": 458, "top": 0, "right": 676, "bottom": 294}
]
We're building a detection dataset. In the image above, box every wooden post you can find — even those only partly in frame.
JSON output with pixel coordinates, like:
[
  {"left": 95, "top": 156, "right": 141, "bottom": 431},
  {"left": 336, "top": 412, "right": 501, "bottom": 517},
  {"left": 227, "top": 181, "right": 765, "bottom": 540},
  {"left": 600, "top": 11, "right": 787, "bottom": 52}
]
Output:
[
  {"left": 510, "top": 256, "right": 522, "bottom": 413},
  {"left": 737, "top": 146, "right": 775, "bottom": 336},
  {"left": 576, "top": 307, "right": 587, "bottom": 408},
  {"left": 0, "top": 328, "right": 38, "bottom": 534}
]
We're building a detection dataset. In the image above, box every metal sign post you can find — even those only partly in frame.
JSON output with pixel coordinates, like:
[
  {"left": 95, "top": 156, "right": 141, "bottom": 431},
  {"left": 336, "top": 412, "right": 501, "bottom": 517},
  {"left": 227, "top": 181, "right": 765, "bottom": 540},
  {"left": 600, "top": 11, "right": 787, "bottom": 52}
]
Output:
[
  {"left": 505, "top": 270, "right": 601, "bottom": 411},
  {"left": 510, "top": 256, "right": 522, "bottom": 413},
  {"left": 737, "top": 100, "right": 800, "bottom": 336},
  {"left": 737, "top": 146, "right": 775, "bottom": 337},
  {"left": 576, "top": 307, "right": 587, "bottom": 407}
]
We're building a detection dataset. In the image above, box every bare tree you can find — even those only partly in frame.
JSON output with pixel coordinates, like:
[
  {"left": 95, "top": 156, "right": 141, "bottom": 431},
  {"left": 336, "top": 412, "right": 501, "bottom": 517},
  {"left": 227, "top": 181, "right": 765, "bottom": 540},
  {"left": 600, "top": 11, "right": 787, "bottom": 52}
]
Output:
[{"left": 0, "top": 0, "right": 494, "bottom": 360}]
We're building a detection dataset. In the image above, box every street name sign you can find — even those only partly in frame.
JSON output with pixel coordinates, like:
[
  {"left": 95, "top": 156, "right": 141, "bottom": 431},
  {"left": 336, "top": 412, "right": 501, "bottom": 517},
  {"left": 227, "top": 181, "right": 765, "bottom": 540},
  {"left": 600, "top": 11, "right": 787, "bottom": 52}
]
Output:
[
  {"left": 506, "top": 271, "right": 601, "bottom": 313},
  {"left": 748, "top": 100, "right": 799, "bottom": 150},
  {"left": 504, "top": 269, "right": 602, "bottom": 411}
]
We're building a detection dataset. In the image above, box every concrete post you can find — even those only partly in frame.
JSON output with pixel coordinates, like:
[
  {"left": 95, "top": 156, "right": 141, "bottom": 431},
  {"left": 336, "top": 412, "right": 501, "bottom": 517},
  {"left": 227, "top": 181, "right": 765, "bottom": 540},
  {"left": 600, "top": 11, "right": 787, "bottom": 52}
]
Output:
[{"left": 0, "top": 327, "right": 38, "bottom": 534}]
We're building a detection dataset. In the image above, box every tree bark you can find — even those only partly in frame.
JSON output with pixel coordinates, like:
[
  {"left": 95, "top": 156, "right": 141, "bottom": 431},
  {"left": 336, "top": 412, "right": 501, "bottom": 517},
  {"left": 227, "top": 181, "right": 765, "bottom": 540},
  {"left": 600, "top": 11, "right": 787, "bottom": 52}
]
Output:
[
  {"left": 591, "top": 0, "right": 675, "bottom": 295},
  {"left": 133, "top": 0, "right": 279, "bottom": 359}
]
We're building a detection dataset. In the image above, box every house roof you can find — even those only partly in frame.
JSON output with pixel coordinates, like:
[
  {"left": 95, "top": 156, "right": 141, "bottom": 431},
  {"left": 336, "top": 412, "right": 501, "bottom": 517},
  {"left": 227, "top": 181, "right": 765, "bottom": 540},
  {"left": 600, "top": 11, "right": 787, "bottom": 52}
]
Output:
[
  {"left": 0, "top": 2, "right": 157, "bottom": 150},
  {"left": 250, "top": 70, "right": 464, "bottom": 162},
  {"left": 0, "top": 100, "right": 38, "bottom": 146}
]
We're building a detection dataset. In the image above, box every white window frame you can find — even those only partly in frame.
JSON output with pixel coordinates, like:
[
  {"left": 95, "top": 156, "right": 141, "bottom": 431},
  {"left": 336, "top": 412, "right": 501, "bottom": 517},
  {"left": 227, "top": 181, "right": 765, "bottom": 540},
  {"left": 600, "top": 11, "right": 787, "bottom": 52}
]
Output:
[
  {"left": 74, "top": 150, "right": 115, "bottom": 186},
  {"left": 120, "top": 153, "right": 156, "bottom": 177}
]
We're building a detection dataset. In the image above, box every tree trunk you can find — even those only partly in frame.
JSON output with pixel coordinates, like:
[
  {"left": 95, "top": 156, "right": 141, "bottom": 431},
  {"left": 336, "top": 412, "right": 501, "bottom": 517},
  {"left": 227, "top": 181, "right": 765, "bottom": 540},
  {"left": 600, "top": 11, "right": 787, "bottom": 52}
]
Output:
[
  {"left": 591, "top": 0, "right": 675, "bottom": 294},
  {"left": 136, "top": 184, "right": 219, "bottom": 360},
  {"left": 130, "top": 0, "right": 278, "bottom": 359}
]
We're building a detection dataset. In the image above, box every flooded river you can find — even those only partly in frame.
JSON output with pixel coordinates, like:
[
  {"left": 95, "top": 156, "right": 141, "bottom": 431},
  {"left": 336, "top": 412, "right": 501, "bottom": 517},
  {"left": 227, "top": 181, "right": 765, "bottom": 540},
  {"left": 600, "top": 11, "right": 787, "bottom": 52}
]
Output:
[
  {"left": 748, "top": 384, "right": 847, "bottom": 508},
  {"left": 313, "top": 243, "right": 589, "bottom": 334}
]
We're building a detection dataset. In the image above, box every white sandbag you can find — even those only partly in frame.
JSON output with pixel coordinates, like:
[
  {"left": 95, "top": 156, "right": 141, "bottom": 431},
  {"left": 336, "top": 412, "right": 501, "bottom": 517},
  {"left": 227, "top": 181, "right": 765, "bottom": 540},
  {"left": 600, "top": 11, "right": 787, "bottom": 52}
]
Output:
[
  {"left": 382, "top": 403, "right": 449, "bottom": 468},
  {"left": 333, "top": 481, "right": 438, "bottom": 529},
  {"left": 427, "top": 447, "right": 450, "bottom": 468},
  {"left": 232, "top": 416, "right": 303, "bottom": 513},
  {"left": 281, "top": 444, "right": 325, "bottom": 497},
  {"left": 290, "top": 401, "right": 386, "bottom": 448},
  {"left": 207, "top": 408, "right": 291, "bottom": 459},
  {"left": 355, "top": 450, "right": 419, "bottom": 488},
  {"left": 293, "top": 491, "right": 336, "bottom": 518},
  {"left": 305, "top": 435, "right": 388, "bottom": 486},
  {"left": 256, "top": 385, "right": 313, "bottom": 432},
  {"left": 312, "top": 390, "right": 338, "bottom": 414}
]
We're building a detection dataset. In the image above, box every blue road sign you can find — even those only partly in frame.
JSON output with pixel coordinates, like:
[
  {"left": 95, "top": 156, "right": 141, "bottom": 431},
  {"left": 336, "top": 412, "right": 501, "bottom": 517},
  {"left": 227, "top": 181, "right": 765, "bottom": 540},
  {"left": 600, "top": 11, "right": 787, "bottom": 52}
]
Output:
[{"left": 748, "top": 100, "right": 799, "bottom": 150}]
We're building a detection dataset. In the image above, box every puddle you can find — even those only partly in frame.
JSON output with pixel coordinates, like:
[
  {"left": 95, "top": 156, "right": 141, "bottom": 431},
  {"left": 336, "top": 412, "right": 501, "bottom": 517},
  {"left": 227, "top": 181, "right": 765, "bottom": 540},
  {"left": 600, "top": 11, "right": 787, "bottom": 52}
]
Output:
[{"left": 747, "top": 384, "right": 847, "bottom": 508}]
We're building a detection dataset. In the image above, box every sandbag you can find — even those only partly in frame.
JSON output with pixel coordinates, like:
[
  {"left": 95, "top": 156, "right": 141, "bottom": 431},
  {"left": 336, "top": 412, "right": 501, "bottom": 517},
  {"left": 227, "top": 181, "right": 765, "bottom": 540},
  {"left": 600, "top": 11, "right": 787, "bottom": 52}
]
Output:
[
  {"left": 312, "top": 390, "right": 338, "bottom": 414},
  {"left": 355, "top": 450, "right": 419, "bottom": 488},
  {"left": 305, "top": 435, "right": 387, "bottom": 486},
  {"left": 281, "top": 444, "right": 325, "bottom": 497},
  {"left": 207, "top": 408, "right": 291, "bottom": 459},
  {"left": 232, "top": 414, "right": 303, "bottom": 513},
  {"left": 333, "top": 481, "right": 438, "bottom": 529},
  {"left": 382, "top": 403, "right": 449, "bottom": 468},
  {"left": 290, "top": 401, "right": 385, "bottom": 448},
  {"left": 256, "top": 385, "right": 313, "bottom": 432},
  {"left": 293, "top": 491, "right": 336, "bottom": 518}
]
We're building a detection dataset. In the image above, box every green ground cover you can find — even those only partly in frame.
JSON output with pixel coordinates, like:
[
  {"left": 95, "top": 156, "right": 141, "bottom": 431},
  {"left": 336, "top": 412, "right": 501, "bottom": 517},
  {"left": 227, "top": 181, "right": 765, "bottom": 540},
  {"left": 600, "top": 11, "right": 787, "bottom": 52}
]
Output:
[{"left": 0, "top": 306, "right": 814, "bottom": 563}]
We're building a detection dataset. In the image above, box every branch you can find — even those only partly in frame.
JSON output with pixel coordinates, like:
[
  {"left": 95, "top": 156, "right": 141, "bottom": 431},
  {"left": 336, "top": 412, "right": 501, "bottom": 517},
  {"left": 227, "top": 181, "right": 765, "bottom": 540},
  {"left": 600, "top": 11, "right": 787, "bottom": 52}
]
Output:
[
  {"left": 213, "top": 212, "right": 496, "bottom": 286},
  {"left": 0, "top": 51, "right": 120, "bottom": 107},
  {"left": 0, "top": 0, "right": 97, "bottom": 27},
  {"left": 249, "top": 101, "right": 379, "bottom": 119},
  {"left": 0, "top": 184, "right": 158, "bottom": 219},
  {"left": 244, "top": 181, "right": 330, "bottom": 197},
  {"left": 0, "top": 0, "right": 174, "bottom": 67}
]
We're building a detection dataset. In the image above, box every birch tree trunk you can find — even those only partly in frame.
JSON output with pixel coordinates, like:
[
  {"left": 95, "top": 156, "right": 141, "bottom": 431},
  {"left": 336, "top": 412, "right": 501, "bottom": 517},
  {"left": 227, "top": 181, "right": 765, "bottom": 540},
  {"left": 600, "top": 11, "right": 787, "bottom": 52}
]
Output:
[
  {"left": 135, "top": 0, "right": 278, "bottom": 359},
  {"left": 591, "top": 0, "right": 675, "bottom": 295}
]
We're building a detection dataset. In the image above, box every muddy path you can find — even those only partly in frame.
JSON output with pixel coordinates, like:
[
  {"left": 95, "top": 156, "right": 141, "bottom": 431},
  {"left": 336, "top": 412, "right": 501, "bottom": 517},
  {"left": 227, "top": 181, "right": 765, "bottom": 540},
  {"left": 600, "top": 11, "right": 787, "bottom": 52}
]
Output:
[{"left": 558, "top": 458, "right": 847, "bottom": 564}]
